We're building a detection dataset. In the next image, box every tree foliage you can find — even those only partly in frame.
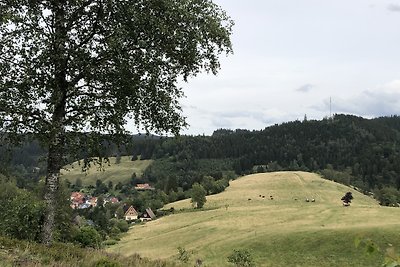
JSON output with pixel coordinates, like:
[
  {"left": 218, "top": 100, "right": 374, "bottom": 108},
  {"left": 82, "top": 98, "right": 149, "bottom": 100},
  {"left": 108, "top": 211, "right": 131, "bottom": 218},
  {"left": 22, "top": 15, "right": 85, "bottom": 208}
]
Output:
[
  {"left": 0, "top": 0, "right": 233, "bottom": 244},
  {"left": 341, "top": 192, "right": 353, "bottom": 204},
  {"left": 190, "top": 183, "right": 207, "bottom": 208},
  {"left": 0, "top": 178, "right": 44, "bottom": 241},
  {"left": 74, "top": 226, "right": 102, "bottom": 248}
]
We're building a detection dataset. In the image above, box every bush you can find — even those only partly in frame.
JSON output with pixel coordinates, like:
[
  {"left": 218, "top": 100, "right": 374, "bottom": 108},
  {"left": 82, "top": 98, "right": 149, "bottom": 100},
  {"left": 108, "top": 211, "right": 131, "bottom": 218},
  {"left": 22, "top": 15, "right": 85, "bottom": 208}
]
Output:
[
  {"left": 177, "top": 247, "right": 191, "bottom": 263},
  {"left": 93, "top": 258, "right": 121, "bottom": 267},
  {"left": 102, "top": 239, "right": 118, "bottom": 246},
  {"left": 227, "top": 249, "right": 255, "bottom": 267},
  {"left": 115, "top": 220, "right": 129, "bottom": 232},
  {"left": 0, "top": 182, "right": 44, "bottom": 241},
  {"left": 373, "top": 187, "right": 400, "bottom": 206},
  {"left": 74, "top": 226, "right": 102, "bottom": 248}
]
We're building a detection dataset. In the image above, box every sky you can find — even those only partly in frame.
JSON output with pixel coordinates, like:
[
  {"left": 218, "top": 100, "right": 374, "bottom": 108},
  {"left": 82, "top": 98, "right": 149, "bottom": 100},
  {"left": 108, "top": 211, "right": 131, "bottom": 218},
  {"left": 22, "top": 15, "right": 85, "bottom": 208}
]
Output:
[{"left": 178, "top": 0, "right": 400, "bottom": 135}]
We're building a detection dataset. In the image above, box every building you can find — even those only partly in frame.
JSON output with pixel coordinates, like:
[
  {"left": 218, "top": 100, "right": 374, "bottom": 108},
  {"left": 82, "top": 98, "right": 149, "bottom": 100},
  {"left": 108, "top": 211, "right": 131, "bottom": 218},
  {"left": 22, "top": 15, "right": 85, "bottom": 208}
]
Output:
[
  {"left": 134, "top": 183, "right": 155, "bottom": 191},
  {"left": 124, "top": 205, "right": 139, "bottom": 221},
  {"left": 140, "top": 208, "right": 156, "bottom": 221}
]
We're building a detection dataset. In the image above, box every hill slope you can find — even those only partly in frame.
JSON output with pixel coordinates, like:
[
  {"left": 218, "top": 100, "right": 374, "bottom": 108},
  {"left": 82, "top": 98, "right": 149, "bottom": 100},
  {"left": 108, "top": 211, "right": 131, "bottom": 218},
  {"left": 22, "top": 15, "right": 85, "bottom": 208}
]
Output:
[
  {"left": 61, "top": 156, "right": 152, "bottom": 186},
  {"left": 108, "top": 172, "right": 400, "bottom": 266}
]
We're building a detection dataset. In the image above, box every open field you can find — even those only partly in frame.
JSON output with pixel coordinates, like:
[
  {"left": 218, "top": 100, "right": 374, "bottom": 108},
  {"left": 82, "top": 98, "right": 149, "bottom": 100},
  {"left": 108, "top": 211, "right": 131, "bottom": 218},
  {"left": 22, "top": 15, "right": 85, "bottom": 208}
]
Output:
[
  {"left": 61, "top": 156, "right": 152, "bottom": 186},
  {"left": 108, "top": 171, "right": 400, "bottom": 266}
]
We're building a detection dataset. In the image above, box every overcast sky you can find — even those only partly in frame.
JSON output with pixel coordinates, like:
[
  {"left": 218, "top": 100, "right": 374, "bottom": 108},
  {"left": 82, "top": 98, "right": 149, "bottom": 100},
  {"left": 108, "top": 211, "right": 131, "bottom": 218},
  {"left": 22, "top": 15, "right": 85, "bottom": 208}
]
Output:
[{"left": 178, "top": 0, "right": 400, "bottom": 135}]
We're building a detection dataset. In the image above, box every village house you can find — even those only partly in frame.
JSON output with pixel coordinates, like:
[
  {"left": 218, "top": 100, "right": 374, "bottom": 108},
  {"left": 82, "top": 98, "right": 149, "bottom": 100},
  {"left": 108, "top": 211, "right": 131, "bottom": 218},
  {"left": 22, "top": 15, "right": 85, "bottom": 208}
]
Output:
[
  {"left": 140, "top": 208, "right": 156, "bottom": 222},
  {"left": 104, "top": 197, "right": 119, "bottom": 205},
  {"left": 89, "top": 196, "right": 97, "bottom": 207},
  {"left": 134, "top": 183, "right": 155, "bottom": 191},
  {"left": 124, "top": 205, "right": 139, "bottom": 221},
  {"left": 70, "top": 192, "right": 85, "bottom": 209},
  {"left": 70, "top": 192, "right": 118, "bottom": 209}
]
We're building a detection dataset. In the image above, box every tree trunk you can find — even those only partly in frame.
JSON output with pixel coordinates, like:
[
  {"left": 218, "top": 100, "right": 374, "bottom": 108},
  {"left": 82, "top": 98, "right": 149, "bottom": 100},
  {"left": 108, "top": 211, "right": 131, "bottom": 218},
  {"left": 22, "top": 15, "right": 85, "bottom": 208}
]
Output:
[
  {"left": 42, "top": 103, "right": 67, "bottom": 244},
  {"left": 42, "top": 1, "right": 68, "bottom": 245},
  {"left": 42, "top": 168, "right": 60, "bottom": 244}
]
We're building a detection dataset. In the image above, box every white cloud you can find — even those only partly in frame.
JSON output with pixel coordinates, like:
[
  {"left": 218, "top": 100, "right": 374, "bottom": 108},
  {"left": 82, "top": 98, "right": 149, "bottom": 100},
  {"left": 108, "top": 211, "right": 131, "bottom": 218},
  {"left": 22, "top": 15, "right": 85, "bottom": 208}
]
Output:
[
  {"left": 311, "top": 80, "right": 400, "bottom": 117},
  {"left": 388, "top": 4, "right": 400, "bottom": 12},
  {"left": 296, "top": 84, "right": 314, "bottom": 93}
]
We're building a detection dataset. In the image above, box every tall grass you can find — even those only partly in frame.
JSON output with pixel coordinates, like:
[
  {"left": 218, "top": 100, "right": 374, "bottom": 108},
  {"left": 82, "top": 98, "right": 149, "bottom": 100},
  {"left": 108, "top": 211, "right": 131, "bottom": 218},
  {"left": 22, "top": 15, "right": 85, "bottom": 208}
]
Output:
[{"left": 0, "top": 235, "right": 180, "bottom": 267}]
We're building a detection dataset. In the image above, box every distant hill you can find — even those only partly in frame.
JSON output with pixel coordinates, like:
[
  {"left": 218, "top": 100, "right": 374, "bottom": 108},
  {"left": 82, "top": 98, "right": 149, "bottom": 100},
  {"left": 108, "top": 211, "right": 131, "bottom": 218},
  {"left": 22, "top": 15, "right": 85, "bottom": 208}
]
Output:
[
  {"left": 109, "top": 171, "right": 400, "bottom": 267},
  {"left": 61, "top": 156, "right": 152, "bottom": 186},
  {"left": 136, "top": 114, "right": 400, "bottom": 199},
  {"left": 4, "top": 114, "right": 400, "bottom": 204}
]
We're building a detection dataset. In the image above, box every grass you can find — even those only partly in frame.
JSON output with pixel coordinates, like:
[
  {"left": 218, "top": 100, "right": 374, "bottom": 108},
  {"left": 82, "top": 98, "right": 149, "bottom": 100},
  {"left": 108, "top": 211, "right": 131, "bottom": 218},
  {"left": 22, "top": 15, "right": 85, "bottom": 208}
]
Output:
[
  {"left": 0, "top": 235, "right": 180, "bottom": 267},
  {"left": 108, "top": 171, "right": 400, "bottom": 266},
  {"left": 60, "top": 156, "right": 152, "bottom": 186}
]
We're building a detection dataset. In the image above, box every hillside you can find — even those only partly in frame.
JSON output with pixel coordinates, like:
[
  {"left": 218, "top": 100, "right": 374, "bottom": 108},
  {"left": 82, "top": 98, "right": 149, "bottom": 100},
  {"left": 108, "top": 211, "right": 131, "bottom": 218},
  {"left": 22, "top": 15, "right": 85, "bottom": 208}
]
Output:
[
  {"left": 5, "top": 115, "right": 400, "bottom": 206},
  {"left": 137, "top": 115, "right": 400, "bottom": 202},
  {"left": 61, "top": 156, "right": 152, "bottom": 186},
  {"left": 108, "top": 172, "right": 400, "bottom": 266},
  {"left": 0, "top": 235, "right": 180, "bottom": 267}
]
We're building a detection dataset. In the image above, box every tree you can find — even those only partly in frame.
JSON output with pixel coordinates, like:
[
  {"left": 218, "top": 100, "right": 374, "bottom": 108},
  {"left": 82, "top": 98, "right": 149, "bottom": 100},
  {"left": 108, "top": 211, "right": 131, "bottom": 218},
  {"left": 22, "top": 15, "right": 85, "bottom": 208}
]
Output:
[
  {"left": 0, "top": 1, "right": 233, "bottom": 244},
  {"left": 341, "top": 192, "right": 353, "bottom": 206},
  {"left": 191, "top": 183, "right": 207, "bottom": 208},
  {"left": 74, "top": 226, "right": 102, "bottom": 248},
  {"left": 0, "top": 180, "right": 44, "bottom": 241}
]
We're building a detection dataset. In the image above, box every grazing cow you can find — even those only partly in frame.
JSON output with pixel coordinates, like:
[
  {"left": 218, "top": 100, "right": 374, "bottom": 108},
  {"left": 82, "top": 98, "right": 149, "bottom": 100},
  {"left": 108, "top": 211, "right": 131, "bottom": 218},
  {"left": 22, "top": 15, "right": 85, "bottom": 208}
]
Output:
[
  {"left": 248, "top": 198, "right": 252, "bottom": 201},
  {"left": 306, "top": 198, "right": 310, "bottom": 202},
  {"left": 259, "top": 195, "right": 262, "bottom": 197},
  {"left": 262, "top": 196, "right": 265, "bottom": 198},
  {"left": 343, "top": 202, "right": 350, "bottom": 207},
  {"left": 311, "top": 198, "right": 315, "bottom": 202},
  {"left": 294, "top": 198, "right": 298, "bottom": 201}
]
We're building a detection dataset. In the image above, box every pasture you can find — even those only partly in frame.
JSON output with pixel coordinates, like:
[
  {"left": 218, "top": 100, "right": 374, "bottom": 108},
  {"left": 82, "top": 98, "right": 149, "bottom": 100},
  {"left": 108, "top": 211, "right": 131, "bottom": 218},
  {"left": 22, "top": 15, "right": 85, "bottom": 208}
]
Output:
[
  {"left": 108, "top": 171, "right": 400, "bottom": 266},
  {"left": 61, "top": 156, "right": 152, "bottom": 186}
]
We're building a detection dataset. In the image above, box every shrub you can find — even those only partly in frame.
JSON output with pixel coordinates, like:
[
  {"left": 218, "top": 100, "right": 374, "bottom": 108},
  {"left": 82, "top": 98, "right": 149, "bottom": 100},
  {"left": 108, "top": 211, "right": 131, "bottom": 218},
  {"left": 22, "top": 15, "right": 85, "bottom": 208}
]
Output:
[
  {"left": 0, "top": 182, "right": 44, "bottom": 241},
  {"left": 93, "top": 258, "right": 121, "bottom": 267},
  {"left": 102, "top": 239, "right": 118, "bottom": 246},
  {"left": 227, "top": 249, "right": 255, "bottom": 267},
  {"left": 177, "top": 247, "right": 191, "bottom": 263},
  {"left": 74, "top": 226, "right": 102, "bottom": 248}
]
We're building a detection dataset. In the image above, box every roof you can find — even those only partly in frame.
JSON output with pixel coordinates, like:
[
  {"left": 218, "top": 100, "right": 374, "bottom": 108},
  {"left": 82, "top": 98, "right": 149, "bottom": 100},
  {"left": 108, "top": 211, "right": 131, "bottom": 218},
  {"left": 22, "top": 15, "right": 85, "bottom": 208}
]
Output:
[
  {"left": 124, "top": 206, "right": 138, "bottom": 216},
  {"left": 142, "top": 208, "right": 156, "bottom": 219},
  {"left": 71, "top": 192, "right": 85, "bottom": 199},
  {"left": 134, "top": 183, "right": 155, "bottom": 190},
  {"left": 110, "top": 197, "right": 119, "bottom": 203}
]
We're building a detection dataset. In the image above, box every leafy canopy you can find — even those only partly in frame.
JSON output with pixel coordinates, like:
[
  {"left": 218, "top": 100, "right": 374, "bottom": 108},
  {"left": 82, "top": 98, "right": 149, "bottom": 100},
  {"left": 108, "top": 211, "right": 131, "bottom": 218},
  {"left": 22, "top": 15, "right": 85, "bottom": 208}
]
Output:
[
  {"left": 0, "top": 0, "right": 233, "bottom": 145},
  {"left": 191, "top": 182, "right": 207, "bottom": 208}
]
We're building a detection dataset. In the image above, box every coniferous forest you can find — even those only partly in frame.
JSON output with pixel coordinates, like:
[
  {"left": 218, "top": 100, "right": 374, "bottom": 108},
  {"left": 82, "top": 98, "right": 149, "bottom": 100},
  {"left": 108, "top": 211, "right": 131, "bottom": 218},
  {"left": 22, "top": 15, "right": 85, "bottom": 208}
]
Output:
[{"left": 3, "top": 114, "right": 400, "bottom": 208}]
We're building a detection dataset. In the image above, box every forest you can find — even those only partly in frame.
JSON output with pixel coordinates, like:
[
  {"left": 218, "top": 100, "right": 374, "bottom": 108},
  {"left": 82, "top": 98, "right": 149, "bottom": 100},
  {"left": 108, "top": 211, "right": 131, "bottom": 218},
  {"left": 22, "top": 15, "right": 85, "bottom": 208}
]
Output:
[{"left": 3, "top": 114, "right": 400, "bottom": 208}]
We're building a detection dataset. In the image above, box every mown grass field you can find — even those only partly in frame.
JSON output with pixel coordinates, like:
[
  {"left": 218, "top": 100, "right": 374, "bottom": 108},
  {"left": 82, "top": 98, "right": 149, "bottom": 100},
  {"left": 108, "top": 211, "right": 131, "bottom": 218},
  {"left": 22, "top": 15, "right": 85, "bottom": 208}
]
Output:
[
  {"left": 108, "top": 171, "right": 400, "bottom": 266},
  {"left": 61, "top": 156, "right": 152, "bottom": 186}
]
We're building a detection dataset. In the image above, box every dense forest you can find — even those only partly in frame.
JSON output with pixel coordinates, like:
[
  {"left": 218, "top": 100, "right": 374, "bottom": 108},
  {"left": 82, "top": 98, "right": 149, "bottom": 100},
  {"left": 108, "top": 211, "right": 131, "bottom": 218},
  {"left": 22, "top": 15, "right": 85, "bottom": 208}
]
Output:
[
  {"left": 136, "top": 114, "right": 400, "bottom": 205},
  {"left": 2, "top": 114, "right": 400, "bottom": 206}
]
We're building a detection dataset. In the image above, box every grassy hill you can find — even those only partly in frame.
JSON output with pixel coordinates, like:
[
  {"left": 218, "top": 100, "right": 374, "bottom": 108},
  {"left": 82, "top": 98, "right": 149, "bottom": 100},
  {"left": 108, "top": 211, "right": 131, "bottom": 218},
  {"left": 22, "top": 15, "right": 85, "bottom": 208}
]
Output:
[
  {"left": 61, "top": 156, "right": 152, "bottom": 186},
  {"left": 108, "top": 171, "right": 400, "bottom": 266},
  {"left": 0, "top": 235, "right": 180, "bottom": 267}
]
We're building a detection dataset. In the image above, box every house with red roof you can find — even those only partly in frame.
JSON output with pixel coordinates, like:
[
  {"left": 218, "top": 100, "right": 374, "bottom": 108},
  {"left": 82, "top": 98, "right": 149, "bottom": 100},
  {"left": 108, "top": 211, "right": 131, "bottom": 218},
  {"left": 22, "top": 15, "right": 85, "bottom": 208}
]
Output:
[{"left": 134, "top": 183, "right": 155, "bottom": 191}]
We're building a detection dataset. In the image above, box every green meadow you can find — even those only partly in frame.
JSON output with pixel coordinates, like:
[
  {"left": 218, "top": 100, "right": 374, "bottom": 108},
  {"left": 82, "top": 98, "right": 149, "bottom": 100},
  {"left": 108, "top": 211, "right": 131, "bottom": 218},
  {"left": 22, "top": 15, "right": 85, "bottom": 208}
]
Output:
[
  {"left": 61, "top": 156, "right": 152, "bottom": 186},
  {"left": 108, "top": 171, "right": 400, "bottom": 266}
]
